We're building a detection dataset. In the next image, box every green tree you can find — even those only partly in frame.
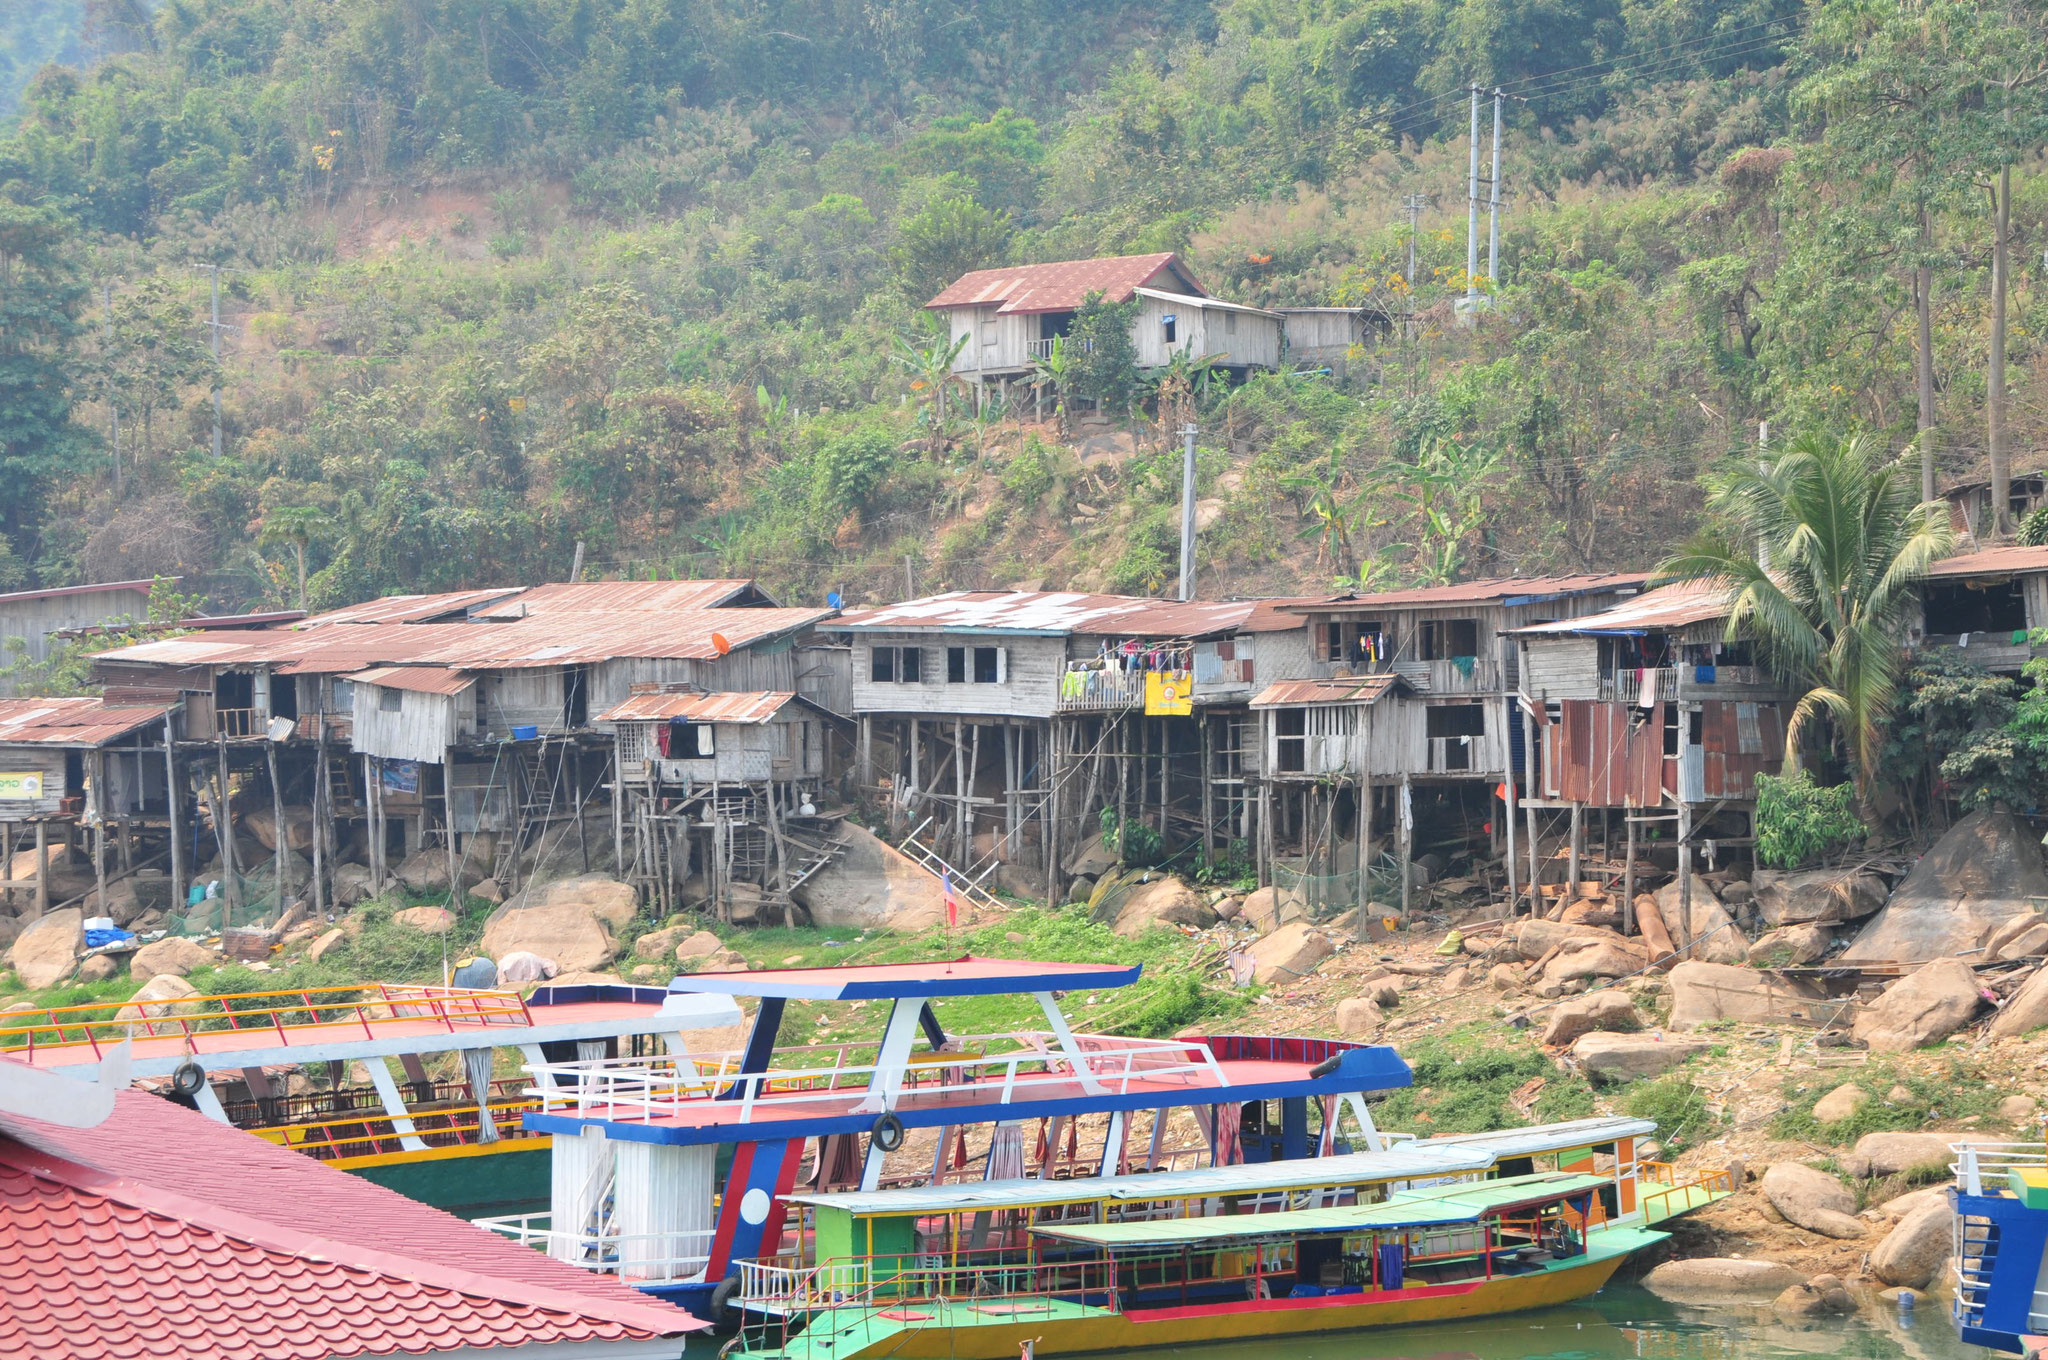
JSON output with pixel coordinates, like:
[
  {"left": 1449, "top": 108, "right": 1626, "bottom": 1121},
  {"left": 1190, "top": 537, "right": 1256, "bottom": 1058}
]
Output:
[
  {"left": 1661, "top": 433, "right": 1954, "bottom": 813},
  {"left": 255, "top": 504, "right": 335, "bottom": 609},
  {"left": 900, "top": 108, "right": 1045, "bottom": 215},
  {"left": 1069, "top": 293, "right": 1142, "bottom": 415},
  {"left": 87, "top": 275, "right": 218, "bottom": 465},
  {"left": 891, "top": 195, "right": 1012, "bottom": 304},
  {"left": 0, "top": 196, "right": 91, "bottom": 562}
]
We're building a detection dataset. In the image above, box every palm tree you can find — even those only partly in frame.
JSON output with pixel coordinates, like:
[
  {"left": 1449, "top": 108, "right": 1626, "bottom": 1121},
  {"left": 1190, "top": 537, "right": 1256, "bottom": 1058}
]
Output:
[
  {"left": 1659, "top": 433, "right": 1953, "bottom": 812},
  {"left": 257, "top": 506, "right": 336, "bottom": 610}
]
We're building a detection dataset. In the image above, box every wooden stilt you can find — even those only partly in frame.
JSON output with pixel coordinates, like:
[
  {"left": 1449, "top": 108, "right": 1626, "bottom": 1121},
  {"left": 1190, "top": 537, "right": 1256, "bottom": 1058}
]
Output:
[
  {"left": 953, "top": 718, "right": 969, "bottom": 860},
  {"left": 1396, "top": 775, "right": 1411, "bottom": 919},
  {"left": 1676, "top": 800, "right": 1694, "bottom": 952},
  {"left": 267, "top": 739, "right": 288, "bottom": 909},
  {"left": 1115, "top": 719, "right": 1130, "bottom": 866},
  {"left": 312, "top": 706, "right": 328, "bottom": 920},
  {"left": 1044, "top": 720, "right": 1061, "bottom": 903},
  {"left": 1503, "top": 769, "right": 1519, "bottom": 917},
  {"left": 1567, "top": 800, "right": 1582, "bottom": 904},
  {"left": 1200, "top": 717, "right": 1215, "bottom": 862},
  {"left": 1353, "top": 775, "right": 1369, "bottom": 923},
  {"left": 164, "top": 724, "right": 183, "bottom": 914},
  {"left": 1526, "top": 802, "right": 1541, "bottom": 917},
  {"left": 1622, "top": 811, "right": 1637, "bottom": 936}
]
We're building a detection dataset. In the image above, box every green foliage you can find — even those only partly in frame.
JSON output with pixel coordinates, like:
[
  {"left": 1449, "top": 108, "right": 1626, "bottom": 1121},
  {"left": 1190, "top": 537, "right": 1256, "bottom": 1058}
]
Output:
[
  {"left": 1774, "top": 1057, "right": 2004, "bottom": 1147},
  {"left": 891, "top": 195, "right": 1013, "bottom": 304},
  {"left": 1621, "top": 1076, "right": 1718, "bottom": 1155},
  {"left": 1887, "top": 651, "right": 2019, "bottom": 814},
  {"left": 1372, "top": 1027, "right": 1595, "bottom": 1135},
  {"left": 0, "top": 196, "right": 92, "bottom": 554},
  {"left": 1754, "top": 770, "right": 1864, "bottom": 869},
  {"left": 1069, "top": 295, "right": 1143, "bottom": 412},
  {"left": 1098, "top": 807, "right": 1165, "bottom": 868}
]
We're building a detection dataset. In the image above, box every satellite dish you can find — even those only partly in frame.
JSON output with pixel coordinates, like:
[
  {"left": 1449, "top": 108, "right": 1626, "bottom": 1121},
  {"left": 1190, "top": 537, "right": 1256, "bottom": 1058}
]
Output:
[
  {"left": 0, "top": 1039, "right": 131, "bottom": 1128},
  {"left": 827, "top": 592, "right": 843, "bottom": 610},
  {"left": 711, "top": 632, "right": 732, "bottom": 656}
]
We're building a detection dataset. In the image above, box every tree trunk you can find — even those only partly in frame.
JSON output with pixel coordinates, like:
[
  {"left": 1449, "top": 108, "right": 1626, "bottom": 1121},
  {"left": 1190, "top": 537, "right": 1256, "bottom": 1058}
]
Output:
[
  {"left": 1991, "top": 164, "right": 2013, "bottom": 537},
  {"left": 1915, "top": 211, "right": 1937, "bottom": 506},
  {"left": 295, "top": 543, "right": 308, "bottom": 609}
]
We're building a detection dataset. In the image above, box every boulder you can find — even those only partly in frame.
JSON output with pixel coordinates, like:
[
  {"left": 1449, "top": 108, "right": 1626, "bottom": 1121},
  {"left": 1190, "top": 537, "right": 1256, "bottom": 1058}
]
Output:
[
  {"left": 515, "top": 812, "right": 620, "bottom": 884},
  {"left": 1851, "top": 1131, "right": 1960, "bottom": 1177},
  {"left": 128, "top": 935, "right": 216, "bottom": 980},
  {"left": 1810, "top": 1083, "right": 1870, "bottom": 1125},
  {"left": 115, "top": 973, "right": 203, "bottom": 1022},
  {"left": 393, "top": 849, "right": 451, "bottom": 895},
  {"left": 78, "top": 953, "right": 121, "bottom": 982},
  {"left": 306, "top": 928, "right": 346, "bottom": 963},
  {"left": 1540, "top": 935, "right": 1651, "bottom": 985},
  {"left": 1668, "top": 960, "right": 1824, "bottom": 1029},
  {"left": 1335, "top": 997, "right": 1382, "bottom": 1037},
  {"left": 675, "top": 930, "right": 723, "bottom": 960},
  {"left": 633, "top": 924, "right": 691, "bottom": 959},
  {"left": 1062, "top": 831, "right": 1118, "bottom": 880},
  {"left": 480, "top": 881, "right": 626, "bottom": 975},
  {"left": 1753, "top": 867, "right": 1889, "bottom": 928},
  {"left": 1851, "top": 957, "right": 1983, "bottom": 1052},
  {"left": 1991, "top": 917, "right": 2048, "bottom": 962},
  {"left": 1773, "top": 1277, "right": 1856, "bottom": 1318},
  {"left": 1991, "top": 963, "right": 2048, "bottom": 1038},
  {"left": 392, "top": 905, "right": 456, "bottom": 934},
  {"left": 1237, "top": 885, "right": 1306, "bottom": 935},
  {"left": 1248, "top": 923, "right": 1334, "bottom": 986},
  {"left": 548, "top": 971, "right": 624, "bottom": 988},
  {"left": 1843, "top": 809, "right": 2048, "bottom": 964},
  {"left": 1653, "top": 876, "right": 1747, "bottom": 964},
  {"left": 1642, "top": 1258, "right": 1805, "bottom": 1301},
  {"left": 1869, "top": 1197, "right": 1957, "bottom": 1289},
  {"left": 497, "top": 951, "right": 559, "bottom": 984},
  {"left": 242, "top": 804, "right": 316, "bottom": 854},
  {"left": 83, "top": 877, "right": 154, "bottom": 928},
  {"left": 1999, "top": 1094, "right": 2038, "bottom": 1122},
  {"left": 1489, "top": 963, "right": 1523, "bottom": 992},
  {"left": 471, "top": 877, "right": 506, "bottom": 905},
  {"left": 725, "top": 883, "right": 768, "bottom": 926},
  {"left": 1510, "top": 919, "right": 1622, "bottom": 961},
  {"left": 792, "top": 826, "right": 949, "bottom": 931},
  {"left": 1571, "top": 1031, "right": 1712, "bottom": 1082},
  {"left": 9, "top": 908, "right": 83, "bottom": 989},
  {"left": 1538, "top": 990, "right": 1639, "bottom": 1047},
  {"left": 331, "top": 862, "right": 374, "bottom": 907},
  {"left": 1761, "top": 1163, "right": 1864, "bottom": 1239},
  {"left": 1101, "top": 874, "right": 1216, "bottom": 937},
  {"left": 1747, "top": 924, "right": 1832, "bottom": 968}
]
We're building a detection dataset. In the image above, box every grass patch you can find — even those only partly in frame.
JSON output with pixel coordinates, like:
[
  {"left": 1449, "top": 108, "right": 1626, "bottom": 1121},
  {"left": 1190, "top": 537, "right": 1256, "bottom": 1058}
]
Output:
[
  {"left": 1622, "top": 1076, "right": 1719, "bottom": 1155},
  {"left": 1772, "top": 1057, "right": 2004, "bottom": 1145},
  {"left": 1373, "top": 1024, "right": 1595, "bottom": 1135}
]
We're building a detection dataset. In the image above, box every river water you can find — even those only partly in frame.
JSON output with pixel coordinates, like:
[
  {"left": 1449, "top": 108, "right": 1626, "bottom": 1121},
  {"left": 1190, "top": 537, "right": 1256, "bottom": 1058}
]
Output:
[{"left": 1138, "top": 1284, "right": 1982, "bottom": 1360}]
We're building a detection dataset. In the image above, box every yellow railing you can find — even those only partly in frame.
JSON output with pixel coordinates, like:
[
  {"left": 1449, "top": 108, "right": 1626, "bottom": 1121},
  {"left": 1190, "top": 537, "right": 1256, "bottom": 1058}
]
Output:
[
  {"left": 0, "top": 983, "right": 533, "bottom": 1061},
  {"left": 1637, "top": 1162, "right": 1734, "bottom": 1220},
  {"left": 249, "top": 1096, "right": 545, "bottom": 1161}
]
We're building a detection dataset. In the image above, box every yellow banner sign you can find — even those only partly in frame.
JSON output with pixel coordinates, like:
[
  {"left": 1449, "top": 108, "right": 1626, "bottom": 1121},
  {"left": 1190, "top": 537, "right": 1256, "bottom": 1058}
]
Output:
[
  {"left": 1144, "top": 670, "right": 1193, "bottom": 716},
  {"left": 0, "top": 771, "right": 45, "bottom": 801}
]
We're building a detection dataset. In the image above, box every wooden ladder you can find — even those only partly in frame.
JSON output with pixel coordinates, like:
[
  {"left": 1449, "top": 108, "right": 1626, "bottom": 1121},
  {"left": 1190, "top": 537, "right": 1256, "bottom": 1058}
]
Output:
[{"left": 897, "top": 819, "right": 1006, "bottom": 916}]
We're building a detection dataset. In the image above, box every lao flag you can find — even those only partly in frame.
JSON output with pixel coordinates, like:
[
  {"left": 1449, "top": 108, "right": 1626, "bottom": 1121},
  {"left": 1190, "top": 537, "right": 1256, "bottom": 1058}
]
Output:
[{"left": 943, "top": 868, "right": 957, "bottom": 928}]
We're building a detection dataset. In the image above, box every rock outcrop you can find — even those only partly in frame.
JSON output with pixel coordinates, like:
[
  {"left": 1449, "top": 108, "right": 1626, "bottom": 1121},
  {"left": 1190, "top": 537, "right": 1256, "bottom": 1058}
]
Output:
[
  {"left": 1653, "top": 876, "right": 1747, "bottom": 964},
  {"left": 480, "top": 876, "right": 635, "bottom": 974},
  {"left": 1642, "top": 1258, "right": 1805, "bottom": 1300},
  {"left": 392, "top": 905, "right": 456, "bottom": 934},
  {"left": 1850, "top": 957, "right": 1983, "bottom": 1052},
  {"left": 792, "top": 825, "right": 949, "bottom": 931},
  {"left": 1570, "top": 1031, "right": 1711, "bottom": 1082},
  {"left": 1538, "top": 990, "right": 1638, "bottom": 1047},
  {"left": 1843, "top": 809, "right": 2048, "bottom": 964},
  {"left": 1868, "top": 1196, "right": 1957, "bottom": 1289},
  {"left": 1761, "top": 1163, "right": 1864, "bottom": 1239},
  {"left": 1752, "top": 867, "right": 1888, "bottom": 928},
  {"left": 128, "top": 936, "right": 215, "bottom": 979},
  {"left": 1991, "top": 963, "right": 2048, "bottom": 1037},
  {"left": 1668, "top": 960, "right": 1824, "bottom": 1029},
  {"left": 115, "top": 973, "right": 203, "bottom": 1021},
  {"left": 1747, "top": 923, "right": 1831, "bottom": 968},
  {"left": 1248, "top": 923, "right": 1334, "bottom": 986},
  {"left": 1095, "top": 873, "right": 1217, "bottom": 936},
  {"left": 9, "top": 908, "right": 82, "bottom": 989},
  {"left": 1846, "top": 1131, "right": 1960, "bottom": 1178}
]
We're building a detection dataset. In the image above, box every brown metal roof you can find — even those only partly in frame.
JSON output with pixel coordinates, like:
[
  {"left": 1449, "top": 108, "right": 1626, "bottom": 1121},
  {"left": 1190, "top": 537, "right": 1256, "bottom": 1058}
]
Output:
[
  {"left": 467, "top": 579, "right": 771, "bottom": 617},
  {"left": 1924, "top": 545, "right": 2048, "bottom": 578},
  {"left": 924, "top": 253, "right": 1205, "bottom": 315},
  {"left": 0, "top": 579, "right": 169, "bottom": 607},
  {"left": 598, "top": 691, "right": 799, "bottom": 724},
  {"left": 1250, "top": 674, "right": 1405, "bottom": 708},
  {"left": 1513, "top": 580, "right": 1732, "bottom": 636},
  {"left": 831, "top": 591, "right": 1311, "bottom": 639},
  {"left": 95, "top": 606, "right": 833, "bottom": 673},
  {"left": 297, "top": 589, "right": 523, "bottom": 626},
  {"left": 0, "top": 698, "right": 169, "bottom": 747},
  {"left": 343, "top": 666, "right": 476, "bottom": 695},
  {"left": 1292, "top": 573, "right": 1650, "bottom": 612}
]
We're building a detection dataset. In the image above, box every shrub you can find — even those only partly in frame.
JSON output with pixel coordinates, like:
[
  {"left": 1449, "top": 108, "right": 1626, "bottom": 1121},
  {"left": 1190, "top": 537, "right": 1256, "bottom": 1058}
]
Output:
[
  {"left": 1622, "top": 1076, "right": 1716, "bottom": 1154},
  {"left": 1754, "top": 770, "right": 1863, "bottom": 868}
]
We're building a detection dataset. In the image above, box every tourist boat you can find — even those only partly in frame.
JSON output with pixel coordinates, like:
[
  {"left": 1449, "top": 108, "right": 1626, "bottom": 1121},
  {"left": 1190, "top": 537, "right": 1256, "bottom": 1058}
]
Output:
[
  {"left": 0, "top": 978, "right": 740, "bottom": 1215},
  {"left": 1951, "top": 1139, "right": 2048, "bottom": 1353},
  {"left": 728, "top": 1164, "right": 1666, "bottom": 1358},
  {"left": 1395, "top": 1117, "right": 1737, "bottom": 1227},
  {"left": 480, "top": 955, "right": 1730, "bottom": 1332}
]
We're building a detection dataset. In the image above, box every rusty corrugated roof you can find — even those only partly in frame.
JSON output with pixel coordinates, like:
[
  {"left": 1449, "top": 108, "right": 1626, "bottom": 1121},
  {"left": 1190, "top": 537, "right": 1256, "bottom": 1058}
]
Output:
[
  {"left": 297, "top": 589, "right": 523, "bottom": 626},
  {"left": 468, "top": 579, "right": 770, "bottom": 616},
  {"left": 1250, "top": 674, "right": 1404, "bottom": 708},
  {"left": 1924, "top": 545, "right": 2048, "bottom": 578},
  {"left": 598, "top": 691, "right": 798, "bottom": 724},
  {"left": 0, "top": 698, "right": 169, "bottom": 746},
  {"left": 924, "top": 253, "right": 1204, "bottom": 314},
  {"left": 1293, "top": 573, "right": 1650, "bottom": 612},
  {"left": 0, "top": 579, "right": 168, "bottom": 607},
  {"left": 344, "top": 666, "right": 476, "bottom": 695},
  {"left": 1513, "top": 580, "right": 1732, "bottom": 636}
]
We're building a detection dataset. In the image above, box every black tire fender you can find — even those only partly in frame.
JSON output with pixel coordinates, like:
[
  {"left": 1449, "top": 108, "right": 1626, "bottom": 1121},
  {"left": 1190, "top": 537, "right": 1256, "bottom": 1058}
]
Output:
[
  {"left": 171, "top": 1060, "right": 207, "bottom": 1098},
  {"left": 709, "top": 1274, "right": 743, "bottom": 1335},
  {"left": 871, "top": 1111, "right": 906, "bottom": 1152},
  {"left": 1308, "top": 1054, "right": 1343, "bottom": 1078}
]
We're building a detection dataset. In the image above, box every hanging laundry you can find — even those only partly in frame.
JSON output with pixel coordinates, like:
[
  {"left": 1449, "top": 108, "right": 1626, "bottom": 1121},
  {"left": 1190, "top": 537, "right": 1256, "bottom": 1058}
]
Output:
[{"left": 1695, "top": 665, "right": 1716, "bottom": 685}]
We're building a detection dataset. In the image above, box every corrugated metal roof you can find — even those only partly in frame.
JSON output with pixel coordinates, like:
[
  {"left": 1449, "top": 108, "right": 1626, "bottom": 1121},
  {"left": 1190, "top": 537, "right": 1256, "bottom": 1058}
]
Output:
[
  {"left": 598, "top": 691, "right": 797, "bottom": 724},
  {"left": 1132, "top": 286, "right": 1281, "bottom": 320},
  {"left": 1513, "top": 580, "right": 1732, "bottom": 636},
  {"left": 344, "top": 665, "right": 476, "bottom": 695},
  {"left": 1924, "top": 545, "right": 2048, "bottom": 578},
  {"left": 0, "top": 579, "right": 167, "bottom": 607},
  {"left": 468, "top": 579, "right": 769, "bottom": 617},
  {"left": 1293, "top": 573, "right": 1649, "bottom": 612},
  {"left": 831, "top": 591, "right": 1309, "bottom": 639},
  {"left": 0, "top": 698, "right": 169, "bottom": 747},
  {"left": 96, "top": 607, "right": 833, "bottom": 673},
  {"left": 924, "top": 253, "right": 1204, "bottom": 314},
  {"left": 1250, "top": 674, "right": 1404, "bottom": 708},
  {"left": 296, "top": 589, "right": 523, "bottom": 626}
]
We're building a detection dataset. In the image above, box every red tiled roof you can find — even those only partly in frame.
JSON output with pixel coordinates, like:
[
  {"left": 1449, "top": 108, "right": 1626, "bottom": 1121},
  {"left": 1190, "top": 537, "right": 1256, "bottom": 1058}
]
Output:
[
  {"left": 0, "top": 698, "right": 169, "bottom": 747},
  {"left": 924, "top": 253, "right": 1206, "bottom": 314},
  {"left": 0, "top": 1089, "right": 700, "bottom": 1360}
]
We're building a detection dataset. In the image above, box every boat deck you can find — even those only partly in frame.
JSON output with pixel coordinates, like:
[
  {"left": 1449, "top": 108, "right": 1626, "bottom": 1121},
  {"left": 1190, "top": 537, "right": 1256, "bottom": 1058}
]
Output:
[{"left": 526, "top": 1055, "right": 1368, "bottom": 1146}]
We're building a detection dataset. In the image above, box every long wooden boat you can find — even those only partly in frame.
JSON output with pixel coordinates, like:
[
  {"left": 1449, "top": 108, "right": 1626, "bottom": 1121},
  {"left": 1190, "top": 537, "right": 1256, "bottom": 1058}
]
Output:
[{"left": 732, "top": 1168, "right": 1665, "bottom": 1358}]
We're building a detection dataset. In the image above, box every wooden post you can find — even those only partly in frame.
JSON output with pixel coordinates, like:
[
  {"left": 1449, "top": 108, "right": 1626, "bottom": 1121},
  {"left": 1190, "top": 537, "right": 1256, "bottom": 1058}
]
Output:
[
  {"left": 858, "top": 715, "right": 873, "bottom": 790},
  {"left": 363, "top": 754, "right": 380, "bottom": 895},
  {"left": 312, "top": 708, "right": 328, "bottom": 920},
  {"left": 1526, "top": 802, "right": 1540, "bottom": 917},
  {"left": 1504, "top": 769, "right": 1519, "bottom": 917},
  {"left": 908, "top": 719, "right": 921, "bottom": 825},
  {"left": 611, "top": 740, "right": 626, "bottom": 885},
  {"left": 164, "top": 724, "right": 183, "bottom": 914},
  {"left": 92, "top": 752, "right": 109, "bottom": 917},
  {"left": 215, "top": 738, "right": 243, "bottom": 912},
  {"left": 1200, "top": 717, "right": 1215, "bottom": 861},
  {"left": 1353, "top": 775, "right": 1369, "bottom": 923},
  {"left": 1622, "top": 812, "right": 1637, "bottom": 936},
  {"left": 1676, "top": 799, "right": 1694, "bottom": 953},
  {"left": 953, "top": 718, "right": 969, "bottom": 861},
  {"left": 1044, "top": 720, "right": 1061, "bottom": 904},
  {"left": 1567, "top": 800, "right": 1582, "bottom": 905},
  {"left": 1397, "top": 774, "right": 1412, "bottom": 919},
  {"left": 267, "top": 739, "right": 288, "bottom": 912},
  {"left": 1115, "top": 719, "right": 1130, "bottom": 866},
  {"left": 445, "top": 762, "right": 463, "bottom": 907}
]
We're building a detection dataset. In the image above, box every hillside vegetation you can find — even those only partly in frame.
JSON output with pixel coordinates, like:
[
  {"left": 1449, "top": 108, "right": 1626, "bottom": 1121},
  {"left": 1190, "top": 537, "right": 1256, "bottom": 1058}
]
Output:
[{"left": 1, "top": 0, "right": 2045, "bottom": 616}]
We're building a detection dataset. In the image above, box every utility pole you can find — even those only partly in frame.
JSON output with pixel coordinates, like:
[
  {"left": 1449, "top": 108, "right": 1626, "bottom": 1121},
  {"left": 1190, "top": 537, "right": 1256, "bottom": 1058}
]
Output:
[
  {"left": 1403, "top": 193, "right": 1428, "bottom": 285},
  {"left": 1466, "top": 84, "right": 1482, "bottom": 306},
  {"left": 1177, "top": 423, "right": 1198, "bottom": 601},
  {"left": 904, "top": 554, "right": 916, "bottom": 599},
  {"left": 104, "top": 282, "right": 120, "bottom": 497},
  {"left": 204, "top": 262, "right": 225, "bottom": 458},
  {"left": 568, "top": 540, "right": 585, "bottom": 583},
  {"left": 1756, "top": 420, "right": 1771, "bottom": 569},
  {"left": 1487, "top": 88, "right": 1504, "bottom": 288}
]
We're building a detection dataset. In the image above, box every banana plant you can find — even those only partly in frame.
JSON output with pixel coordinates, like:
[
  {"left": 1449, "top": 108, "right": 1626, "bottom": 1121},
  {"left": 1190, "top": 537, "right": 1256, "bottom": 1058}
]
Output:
[
  {"left": 892, "top": 330, "right": 971, "bottom": 435},
  {"left": 1027, "top": 335, "right": 1078, "bottom": 436}
]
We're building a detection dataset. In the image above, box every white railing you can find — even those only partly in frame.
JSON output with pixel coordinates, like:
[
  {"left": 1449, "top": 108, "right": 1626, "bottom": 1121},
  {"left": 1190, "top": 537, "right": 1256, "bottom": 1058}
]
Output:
[
  {"left": 476, "top": 1212, "right": 716, "bottom": 1282},
  {"left": 739, "top": 1257, "right": 874, "bottom": 1312},
  {"left": 526, "top": 1032, "right": 1228, "bottom": 1124},
  {"left": 1057, "top": 664, "right": 1146, "bottom": 711},
  {"left": 1952, "top": 1141, "right": 2045, "bottom": 1195}
]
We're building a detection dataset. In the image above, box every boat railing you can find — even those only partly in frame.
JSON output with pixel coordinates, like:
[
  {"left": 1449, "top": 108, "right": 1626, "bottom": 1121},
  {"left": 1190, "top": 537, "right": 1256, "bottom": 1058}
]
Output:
[
  {"left": 475, "top": 1211, "right": 714, "bottom": 1283},
  {"left": 0, "top": 983, "right": 533, "bottom": 1060},
  {"left": 1635, "top": 1160, "right": 1736, "bottom": 1219},
  {"left": 737, "top": 1249, "right": 1118, "bottom": 1314},
  {"left": 527, "top": 1033, "right": 1227, "bottom": 1122},
  {"left": 248, "top": 1096, "right": 544, "bottom": 1161},
  {"left": 1951, "top": 1141, "right": 2045, "bottom": 1195}
]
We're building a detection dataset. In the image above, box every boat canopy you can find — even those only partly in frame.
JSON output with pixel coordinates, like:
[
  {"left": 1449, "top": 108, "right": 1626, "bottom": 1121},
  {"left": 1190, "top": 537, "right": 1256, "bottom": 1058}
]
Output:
[
  {"left": 1027, "top": 1172, "right": 1616, "bottom": 1251},
  {"left": 783, "top": 1146, "right": 1496, "bottom": 1217},
  {"left": 1407, "top": 1117, "right": 1654, "bottom": 1158},
  {"left": 664, "top": 956, "right": 1144, "bottom": 1001}
]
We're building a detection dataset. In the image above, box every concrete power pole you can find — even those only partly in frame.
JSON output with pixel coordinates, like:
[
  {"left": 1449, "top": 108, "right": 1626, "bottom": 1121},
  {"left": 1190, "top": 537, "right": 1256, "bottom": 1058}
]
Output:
[
  {"left": 205, "top": 264, "right": 223, "bottom": 458},
  {"left": 1487, "top": 89, "right": 1504, "bottom": 288},
  {"left": 1177, "top": 423, "right": 1199, "bottom": 601},
  {"left": 1404, "top": 193, "right": 1428, "bottom": 285},
  {"left": 1466, "top": 84, "right": 1482, "bottom": 305},
  {"left": 104, "top": 282, "right": 120, "bottom": 497}
]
